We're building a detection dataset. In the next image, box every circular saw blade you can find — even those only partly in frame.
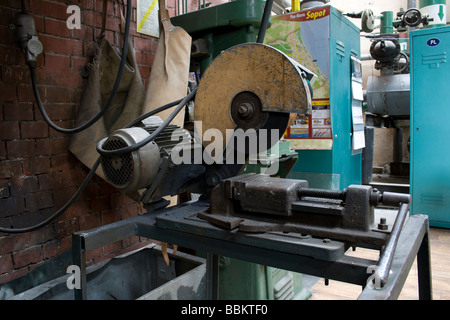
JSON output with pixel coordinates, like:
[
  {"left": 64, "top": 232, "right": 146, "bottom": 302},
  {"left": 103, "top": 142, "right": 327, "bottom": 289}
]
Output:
[{"left": 194, "top": 43, "right": 311, "bottom": 155}]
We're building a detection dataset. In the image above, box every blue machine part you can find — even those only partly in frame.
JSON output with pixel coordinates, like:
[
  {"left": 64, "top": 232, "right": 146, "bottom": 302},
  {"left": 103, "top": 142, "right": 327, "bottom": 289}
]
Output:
[{"left": 410, "top": 26, "right": 450, "bottom": 228}]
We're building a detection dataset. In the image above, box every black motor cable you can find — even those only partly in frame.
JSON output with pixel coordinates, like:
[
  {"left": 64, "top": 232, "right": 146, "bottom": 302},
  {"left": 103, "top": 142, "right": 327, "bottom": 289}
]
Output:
[
  {"left": 29, "top": 0, "right": 132, "bottom": 134},
  {"left": 97, "top": 88, "right": 197, "bottom": 156},
  {"left": 124, "top": 97, "right": 183, "bottom": 128}
]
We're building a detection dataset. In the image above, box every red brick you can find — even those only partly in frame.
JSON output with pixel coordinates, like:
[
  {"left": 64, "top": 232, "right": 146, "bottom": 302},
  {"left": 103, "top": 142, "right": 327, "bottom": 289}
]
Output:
[
  {"left": 0, "top": 142, "right": 6, "bottom": 160},
  {"left": 43, "top": 239, "right": 62, "bottom": 259},
  {"left": 0, "top": 160, "right": 22, "bottom": 179},
  {"left": 23, "top": 156, "right": 50, "bottom": 175},
  {"left": 0, "top": 121, "right": 20, "bottom": 140},
  {"left": 0, "top": 254, "right": 13, "bottom": 274},
  {"left": 17, "top": 85, "right": 45, "bottom": 103},
  {"left": 12, "top": 245, "right": 42, "bottom": 268},
  {"left": 39, "top": 34, "right": 83, "bottom": 56},
  {"left": 0, "top": 268, "right": 28, "bottom": 285},
  {"left": 90, "top": 196, "right": 112, "bottom": 212},
  {"left": 38, "top": 54, "right": 72, "bottom": 87},
  {"left": 105, "top": 16, "right": 122, "bottom": 32},
  {"left": 36, "top": 137, "right": 69, "bottom": 156},
  {"left": 10, "top": 175, "right": 39, "bottom": 195},
  {"left": 121, "top": 203, "right": 140, "bottom": 220},
  {"left": 0, "top": 180, "right": 9, "bottom": 198},
  {"left": 4, "top": 103, "right": 34, "bottom": 121},
  {"left": 85, "top": 247, "right": 102, "bottom": 264},
  {"left": 79, "top": 212, "right": 101, "bottom": 230},
  {"left": 0, "top": 197, "right": 24, "bottom": 217},
  {"left": 95, "top": 0, "right": 117, "bottom": 15},
  {"left": 103, "top": 240, "right": 122, "bottom": 255},
  {"left": 28, "top": 224, "right": 55, "bottom": 246},
  {"left": 136, "top": 51, "right": 155, "bottom": 67},
  {"left": 0, "top": 83, "right": 17, "bottom": 102},
  {"left": 101, "top": 208, "right": 121, "bottom": 225},
  {"left": 20, "top": 121, "right": 49, "bottom": 139},
  {"left": 61, "top": 200, "right": 91, "bottom": 221},
  {"left": 44, "top": 17, "right": 71, "bottom": 37},
  {"left": 134, "top": 37, "right": 152, "bottom": 52},
  {"left": 7, "top": 139, "right": 35, "bottom": 159},
  {"left": 0, "top": 46, "right": 22, "bottom": 66},
  {"left": 55, "top": 218, "right": 79, "bottom": 239},
  {"left": 82, "top": 10, "right": 103, "bottom": 28},
  {"left": 1, "top": 65, "right": 30, "bottom": 84},
  {"left": 50, "top": 154, "right": 76, "bottom": 172},
  {"left": 138, "top": 65, "right": 150, "bottom": 81},
  {"left": 25, "top": 191, "right": 53, "bottom": 211},
  {"left": 0, "top": 233, "right": 27, "bottom": 255},
  {"left": 30, "top": 1, "right": 68, "bottom": 21},
  {"left": 35, "top": 104, "right": 76, "bottom": 121},
  {"left": 46, "top": 87, "right": 71, "bottom": 104},
  {"left": 72, "top": 25, "right": 93, "bottom": 41},
  {"left": 37, "top": 173, "right": 51, "bottom": 191}
]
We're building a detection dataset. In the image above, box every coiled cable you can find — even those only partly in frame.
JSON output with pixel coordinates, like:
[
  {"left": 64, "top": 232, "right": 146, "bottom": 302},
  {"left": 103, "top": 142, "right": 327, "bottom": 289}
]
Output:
[{"left": 28, "top": 0, "right": 132, "bottom": 134}]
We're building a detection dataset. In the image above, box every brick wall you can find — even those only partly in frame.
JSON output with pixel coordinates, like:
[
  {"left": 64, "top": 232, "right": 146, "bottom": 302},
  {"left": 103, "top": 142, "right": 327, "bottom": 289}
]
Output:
[{"left": 0, "top": 0, "right": 228, "bottom": 286}]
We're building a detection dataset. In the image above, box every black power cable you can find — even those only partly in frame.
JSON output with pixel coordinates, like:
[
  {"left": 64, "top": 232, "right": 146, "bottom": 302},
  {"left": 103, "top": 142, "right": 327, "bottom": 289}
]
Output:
[
  {"left": 0, "top": 159, "right": 101, "bottom": 234},
  {"left": 29, "top": 0, "right": 132, "bottom": 134},
  {"left": 96, "top": 88, "right": 197, "bottom": 156},
  {"left": 0, "top": 1, "right": 131, "bottom": 234}
]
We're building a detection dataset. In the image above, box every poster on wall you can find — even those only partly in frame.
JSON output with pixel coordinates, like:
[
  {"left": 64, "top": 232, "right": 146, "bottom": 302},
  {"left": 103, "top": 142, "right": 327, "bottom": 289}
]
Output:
[
  {"left": 351, "top": 56, "right": 365, "bottom": 152},
  {"left": 264, "top": 6, "right": 332, "bottom": 148},
  {"left": 137, "top": 0, "right": 160, "bottom": 37}
]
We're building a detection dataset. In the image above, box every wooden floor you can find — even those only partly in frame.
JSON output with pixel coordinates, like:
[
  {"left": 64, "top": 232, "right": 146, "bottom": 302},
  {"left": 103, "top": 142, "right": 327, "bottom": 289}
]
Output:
[{"left": 307, "top": 226, "right": 450, "bottom": 300}]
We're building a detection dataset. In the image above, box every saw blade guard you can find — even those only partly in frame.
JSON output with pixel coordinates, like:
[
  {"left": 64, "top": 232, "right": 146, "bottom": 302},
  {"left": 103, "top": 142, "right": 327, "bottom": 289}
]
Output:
[{"left": 194, "top": 42, "right": 313, "bottom": 153}]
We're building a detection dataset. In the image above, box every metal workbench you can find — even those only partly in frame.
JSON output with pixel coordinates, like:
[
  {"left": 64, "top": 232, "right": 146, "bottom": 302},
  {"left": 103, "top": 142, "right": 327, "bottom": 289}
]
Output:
[{"left": 72, "top": 200, "right": 432, "bottom": 300}]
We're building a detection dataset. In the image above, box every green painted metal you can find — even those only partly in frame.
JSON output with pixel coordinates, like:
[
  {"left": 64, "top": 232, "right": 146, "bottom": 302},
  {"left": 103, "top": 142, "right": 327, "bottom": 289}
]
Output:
[
  {"left": 171, "top": 0, "right": 268, "bottom": 73},
  {"left": 380, "top": 11, "right": 394, "bottom": 34},
  {"left": 410, "top": 26, "right": 450, "bottom": 228},
  {"left": 419, "top": 0, "right": 447, "bottom": 28}
]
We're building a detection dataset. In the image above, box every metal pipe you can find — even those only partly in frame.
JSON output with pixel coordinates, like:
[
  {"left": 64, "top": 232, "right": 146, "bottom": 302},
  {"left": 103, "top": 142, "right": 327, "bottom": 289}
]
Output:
[
  {"left": 257, "top": 0, "right": 274, "bottom": 43},
  {"left": 408, "top": 0, "right": 417, "bottom": 9},
  {"left": 375, "top": 202, "right": 410, "bottom": 287}
]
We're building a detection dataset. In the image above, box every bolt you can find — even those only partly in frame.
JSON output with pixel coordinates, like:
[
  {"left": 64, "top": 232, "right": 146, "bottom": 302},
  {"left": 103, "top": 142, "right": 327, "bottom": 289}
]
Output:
[
  {"left": 237, "top": 102, "right": 254, "bottom": 119},
  {"left": 378, "top": 217, "right": 388, "bottom": 230}
]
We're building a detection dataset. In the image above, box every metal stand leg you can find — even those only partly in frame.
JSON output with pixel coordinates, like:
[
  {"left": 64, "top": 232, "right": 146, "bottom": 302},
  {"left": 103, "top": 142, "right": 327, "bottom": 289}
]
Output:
[
  {"left": 206, "top": 253, "right": 220, "bottom": 300},
  {"left": 417, "top": 226, "right": 433, "bottom": 300},
  {"left": 72, "top": 233, "right": 87, "bottom": 300}
]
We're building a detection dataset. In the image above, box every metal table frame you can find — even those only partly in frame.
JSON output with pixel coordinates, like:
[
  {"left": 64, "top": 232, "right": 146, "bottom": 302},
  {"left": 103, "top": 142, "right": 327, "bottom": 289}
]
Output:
[{"left": 72, "top": 201, "right": 432, "bottom": 300}]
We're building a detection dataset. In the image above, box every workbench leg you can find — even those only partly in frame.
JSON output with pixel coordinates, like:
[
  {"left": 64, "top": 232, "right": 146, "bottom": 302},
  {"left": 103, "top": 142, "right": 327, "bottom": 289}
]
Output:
[
  {"left": 417, "top": 226, "right": 432, "bottom": 300},
  {"left": 206, "top": 253, "right": 220, "bottom": 300},
  {"left": 72, "top": 233, "right": 87, "bottom": 300}
]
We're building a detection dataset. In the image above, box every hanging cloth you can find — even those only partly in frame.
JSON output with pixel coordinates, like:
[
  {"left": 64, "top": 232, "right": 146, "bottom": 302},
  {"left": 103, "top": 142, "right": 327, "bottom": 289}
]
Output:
[
  {"left": 142, "top": 0, "right": 192, "bottom": 127},
  {"left": 69, "top": 7, "right": 145, "bottom": 183}
]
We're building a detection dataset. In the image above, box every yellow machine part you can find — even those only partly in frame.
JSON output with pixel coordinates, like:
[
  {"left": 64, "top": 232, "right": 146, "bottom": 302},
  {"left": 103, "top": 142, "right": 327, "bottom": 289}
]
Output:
[{"left": 194, "top": 43, "right": 312, "bottom": 148}]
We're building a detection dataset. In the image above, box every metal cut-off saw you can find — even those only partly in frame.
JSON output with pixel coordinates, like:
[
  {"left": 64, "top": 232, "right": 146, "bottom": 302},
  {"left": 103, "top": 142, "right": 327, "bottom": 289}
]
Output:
[{"left": 96, "top": 42, "right": 416, "bottom": 288}]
